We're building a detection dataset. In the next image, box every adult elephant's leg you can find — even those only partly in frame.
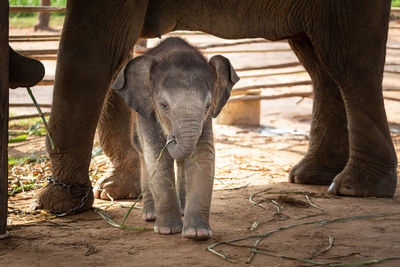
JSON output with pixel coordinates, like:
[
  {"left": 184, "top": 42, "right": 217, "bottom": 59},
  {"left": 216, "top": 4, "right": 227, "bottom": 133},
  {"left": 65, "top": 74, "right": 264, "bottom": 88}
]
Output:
[
  {"left": 288, "top": 37, "right": 348, "bottom": 185},
  {"left": 313, "top": 1, "right": 397, "bottom": 197},
  {"left": 93, "top": 91, "right": 141, "bottom": 200},
  {"left": 31, "top": 0, "right": 149, "bottom": 213}
]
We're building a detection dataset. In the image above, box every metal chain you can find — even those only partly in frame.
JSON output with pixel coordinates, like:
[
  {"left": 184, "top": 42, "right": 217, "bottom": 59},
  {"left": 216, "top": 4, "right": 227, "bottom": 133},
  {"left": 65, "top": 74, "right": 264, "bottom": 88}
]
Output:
[{"left": 46, "top": 177, "right": 93, "bottom": 217}]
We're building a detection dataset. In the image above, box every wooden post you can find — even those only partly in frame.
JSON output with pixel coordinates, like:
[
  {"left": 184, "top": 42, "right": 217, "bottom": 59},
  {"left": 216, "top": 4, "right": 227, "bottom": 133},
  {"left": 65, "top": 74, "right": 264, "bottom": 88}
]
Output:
[
  {"left": 34, "top": 0, "right": 51, "bottom": 31},
  {"left": 0, "top": 1, "right": 9, "bottom": 238},
  {"left": 216, "top": 91, "right": 261, "bottom": 126}
]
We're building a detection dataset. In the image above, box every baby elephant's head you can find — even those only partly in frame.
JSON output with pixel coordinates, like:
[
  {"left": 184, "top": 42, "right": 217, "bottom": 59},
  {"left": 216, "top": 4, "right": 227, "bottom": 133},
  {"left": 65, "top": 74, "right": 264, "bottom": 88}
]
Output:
[{"left": 112, "top": 49, "right": 239, "bottom": 161}]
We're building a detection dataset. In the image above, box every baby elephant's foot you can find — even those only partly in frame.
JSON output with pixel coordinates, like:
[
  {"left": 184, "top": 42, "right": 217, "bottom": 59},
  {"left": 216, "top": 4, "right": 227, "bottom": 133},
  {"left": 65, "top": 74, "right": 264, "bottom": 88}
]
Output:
[
  {"left": 328, "top": 160, "right": 397, "bottom": 197},
  {"left": 183, "top": 217, "right": 212, "bottom": 240},
  {"left": 142, "top": 201, "right": 157, "bottom": 221},
  {"left": 93, "top": 169, "right": 140, "bottom": 200},
  {"left": 154, "top": 214, "right": 183, "bottom": 235},
  {"left": 289, "top": 156, "right": 346, "bottom": 185}
]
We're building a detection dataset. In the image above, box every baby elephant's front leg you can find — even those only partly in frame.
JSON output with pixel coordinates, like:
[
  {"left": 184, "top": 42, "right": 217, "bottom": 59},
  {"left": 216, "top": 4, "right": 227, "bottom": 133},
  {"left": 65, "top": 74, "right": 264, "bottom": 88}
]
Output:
[
  {"left": 144, "top": 148, "right": 182, "bottom": 235},
  {"left": 182, "top": 133, "right": 215, "bottom": 240}
]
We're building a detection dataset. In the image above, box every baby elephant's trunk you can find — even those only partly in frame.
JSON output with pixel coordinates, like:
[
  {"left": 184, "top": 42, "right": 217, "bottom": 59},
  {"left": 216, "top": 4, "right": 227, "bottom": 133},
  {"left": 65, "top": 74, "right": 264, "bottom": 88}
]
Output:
[{"left": 166, "top": 120, "right": 202, "bottom": 162}]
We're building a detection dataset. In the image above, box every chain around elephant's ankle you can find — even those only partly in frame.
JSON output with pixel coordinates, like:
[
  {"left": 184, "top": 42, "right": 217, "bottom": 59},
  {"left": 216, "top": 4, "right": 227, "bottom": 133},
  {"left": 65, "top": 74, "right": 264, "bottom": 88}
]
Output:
[{"left": 45, "top": 177, "right": 93, "bottom": 216}]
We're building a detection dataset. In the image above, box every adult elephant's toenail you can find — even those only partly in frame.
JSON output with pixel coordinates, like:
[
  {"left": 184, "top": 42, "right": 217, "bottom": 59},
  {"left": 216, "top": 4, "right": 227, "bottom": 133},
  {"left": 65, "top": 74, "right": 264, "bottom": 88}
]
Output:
[{"left": 328, "top": 182, "right": 336, "bottom": 193}]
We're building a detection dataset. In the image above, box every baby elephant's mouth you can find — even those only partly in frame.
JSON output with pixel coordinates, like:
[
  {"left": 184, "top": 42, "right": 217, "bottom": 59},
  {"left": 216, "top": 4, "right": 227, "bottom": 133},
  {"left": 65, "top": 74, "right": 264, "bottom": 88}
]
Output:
[{"left": 166, "top": 134, "right": 196, "bottom": 162}]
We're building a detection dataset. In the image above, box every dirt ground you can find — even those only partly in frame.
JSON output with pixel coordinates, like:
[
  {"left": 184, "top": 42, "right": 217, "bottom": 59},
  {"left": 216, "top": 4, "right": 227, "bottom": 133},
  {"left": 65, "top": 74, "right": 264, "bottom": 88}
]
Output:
[{"left": 2, "top": 23, "right": 400, "bottom": 267}]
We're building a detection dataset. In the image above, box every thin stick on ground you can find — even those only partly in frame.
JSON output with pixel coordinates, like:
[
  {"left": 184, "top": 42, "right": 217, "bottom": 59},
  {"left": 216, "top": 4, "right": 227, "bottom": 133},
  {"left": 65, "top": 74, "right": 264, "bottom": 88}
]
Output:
[
  {"left": 249, "top": 189, "right": 275, "bottom": 214},
  {"left": 305, "top": 194, "right": 326, "bottom": 212},
  {"left": 310, "top": 235, "right": 334, "bottom": 258},
  {"left": 249, "top": 249, "right": 400, "bottom": 267},
  {"left": 207, "top": 211, "right": 400, "bottom": 264}
]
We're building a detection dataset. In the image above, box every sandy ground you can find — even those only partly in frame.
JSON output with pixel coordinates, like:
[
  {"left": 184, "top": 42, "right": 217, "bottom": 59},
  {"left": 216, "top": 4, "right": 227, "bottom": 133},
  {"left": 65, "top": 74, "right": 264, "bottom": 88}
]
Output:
[{"left": 2, "top": 22, "right": 400, "bottom": 266}]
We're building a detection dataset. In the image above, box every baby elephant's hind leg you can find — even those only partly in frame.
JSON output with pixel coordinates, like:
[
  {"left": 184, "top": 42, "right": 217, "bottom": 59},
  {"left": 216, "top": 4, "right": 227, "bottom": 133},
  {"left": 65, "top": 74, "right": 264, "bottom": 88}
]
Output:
[{"left": 94, "top": 90, "right": 141, "bottom": 200}]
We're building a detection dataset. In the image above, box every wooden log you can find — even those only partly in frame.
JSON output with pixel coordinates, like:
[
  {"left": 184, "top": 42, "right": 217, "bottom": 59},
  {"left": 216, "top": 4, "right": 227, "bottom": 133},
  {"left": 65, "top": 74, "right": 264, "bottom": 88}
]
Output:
[
  {"left": 134, "top": 47, "right": 293, "bottom": 56},
  {"left": 9, "top": 34, "right": 61, "bottom": 39},
  {"left": 0, "top": 0, "right": 9, "bottom": 238},
  {"left": 166, "top": 31, "right": 206, "bottom": 35},
  {"left": 36, "top": 79, "right": 54, "bottom": 85},
  {"left": 383, "top": 88, "right": 400, "bottom": 92},
  {"left": 391, "top": 7, "right": 400, "bottom": 16},
  {"left": 225, "top": 92, "right": 400, "bottom": 103},
  {"left": 9, "top": 103, "right": 52, "bottom": 108},
  {"left": 240, "top": 70, "right": 306, "bottom": 79},
  {"left": 202, "top": 48, "right": 292, "bottom": 54},
  {"left": 387, "top": 45, "right": 400, "bottom": 50},
  {"left": 236, "top": 62, "right": 302, "bottom": 72},
  {"left": 9, "top": 112, "right": 51, "bottom": 121},
  {"left": 197, "top": 39, "right": 270, "bottom": 49},
  {"left": 385, "top": 70, "right": 400, "bottom": 74},
  {"left": 9, "top": 38, "right": 60, "bottom": 42},
  {"left": 30, "top": 55, "right": 57, "bottom": 60},
  {"left": 232, "top": 80, "right": 312, "bottom": 95},
  {"left": 16, "top": 49, "right": 58, "bottom": 55},
  {"left": 228, "top": 92, "right": 313, "bottom": 103},
  {"left": 383, "top": 96, "right": 400, "bottom": 102},
  {"left": 9, "top": 6, "right": 66, "bottom": 13}
]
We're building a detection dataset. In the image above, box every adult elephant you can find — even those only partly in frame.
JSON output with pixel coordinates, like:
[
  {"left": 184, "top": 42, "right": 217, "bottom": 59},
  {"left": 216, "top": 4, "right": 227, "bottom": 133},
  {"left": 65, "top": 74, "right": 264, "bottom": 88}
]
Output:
[{"left": 31, "top": 0, "right": 397, "bottom": 214}]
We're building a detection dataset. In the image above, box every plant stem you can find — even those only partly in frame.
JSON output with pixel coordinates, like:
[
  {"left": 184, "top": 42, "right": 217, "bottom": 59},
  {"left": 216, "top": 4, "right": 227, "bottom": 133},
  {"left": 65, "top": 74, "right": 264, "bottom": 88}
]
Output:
[{"left": 26, "top": 87, "right": 56, "bottom": 150}]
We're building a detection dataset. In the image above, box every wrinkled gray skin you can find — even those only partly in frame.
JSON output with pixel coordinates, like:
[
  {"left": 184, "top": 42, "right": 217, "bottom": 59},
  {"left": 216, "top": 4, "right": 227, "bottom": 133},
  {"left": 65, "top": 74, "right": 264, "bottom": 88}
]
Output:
[
  {"left": 31, "top": 0, "right": 397, "bottom": 220},
  {"left": 111, "top": 37, "right": 239, "bottom": 238}
]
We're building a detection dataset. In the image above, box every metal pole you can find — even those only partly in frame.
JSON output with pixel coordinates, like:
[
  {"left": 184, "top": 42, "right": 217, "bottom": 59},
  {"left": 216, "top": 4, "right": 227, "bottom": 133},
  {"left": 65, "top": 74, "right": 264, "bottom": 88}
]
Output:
[{"left": 0, "top": 0, "right": 9, "bottom": 238}]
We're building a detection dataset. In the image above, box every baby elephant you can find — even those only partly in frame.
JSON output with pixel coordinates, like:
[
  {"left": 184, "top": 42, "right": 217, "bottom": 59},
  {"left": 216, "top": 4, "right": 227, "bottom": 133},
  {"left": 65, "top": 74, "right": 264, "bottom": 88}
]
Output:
[{"left": 112, "top": 37, "right": 239, "bottom": 239}]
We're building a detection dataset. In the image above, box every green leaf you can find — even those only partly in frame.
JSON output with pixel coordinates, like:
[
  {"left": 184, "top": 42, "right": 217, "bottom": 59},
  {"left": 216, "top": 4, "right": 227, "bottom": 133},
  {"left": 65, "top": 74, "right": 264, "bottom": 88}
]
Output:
[{"left": 8, "top": 135, "right": 28, "bottom": 143}]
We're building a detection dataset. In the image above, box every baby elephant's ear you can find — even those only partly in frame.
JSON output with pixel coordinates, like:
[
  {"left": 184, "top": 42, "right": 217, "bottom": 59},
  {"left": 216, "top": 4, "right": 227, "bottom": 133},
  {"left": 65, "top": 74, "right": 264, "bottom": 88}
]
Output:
[
  {"left": 112, "top": 56, "right": 155, "bottom": 118},
  {"left": 209, "top": 55, "right": 240, "bottom": 118}
]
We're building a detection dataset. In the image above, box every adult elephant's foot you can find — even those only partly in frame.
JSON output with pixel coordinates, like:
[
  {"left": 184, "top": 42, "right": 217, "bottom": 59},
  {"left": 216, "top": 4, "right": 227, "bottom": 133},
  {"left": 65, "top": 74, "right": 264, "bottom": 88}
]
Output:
[
  {"left": 93, "top": 168, "right": 141, "bottom": 200},
  {"left": 182, "top": 217, "right": 213, "bottom": 240},
  {"left": 30, "top": 180, "right": 94, "bottom": 214},
  {"left": 328, "top": 160, "right": 397, "bottom": 197},
  {"left": 289, "top": 155, "right": 347, "bottom": 185},
  {"left": 153, "top": 214, "right": 183, "bottom": 235}
]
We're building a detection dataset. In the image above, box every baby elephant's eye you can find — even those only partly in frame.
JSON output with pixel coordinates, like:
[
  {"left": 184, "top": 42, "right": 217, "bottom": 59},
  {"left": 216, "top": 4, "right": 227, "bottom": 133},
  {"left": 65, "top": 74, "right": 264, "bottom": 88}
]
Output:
[
  {"left": 205, "top": 103, "right": 211, "bottom": 114},
  {"left": 160, "top": 102, "right": 168, "bottom": 110}
]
